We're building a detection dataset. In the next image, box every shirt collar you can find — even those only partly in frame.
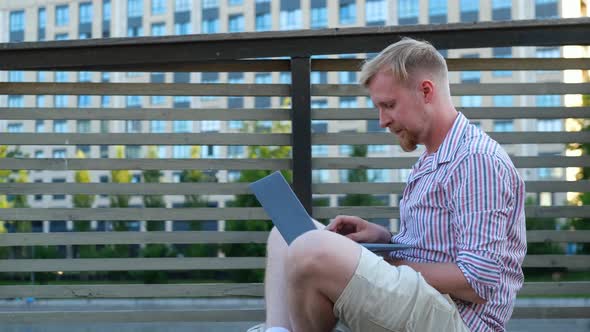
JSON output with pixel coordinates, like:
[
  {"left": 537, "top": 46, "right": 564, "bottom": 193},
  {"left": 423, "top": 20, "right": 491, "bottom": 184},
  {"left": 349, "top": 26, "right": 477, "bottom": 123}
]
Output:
[{"left": 432, "top": 112, "right": 469, "bottom": 166}]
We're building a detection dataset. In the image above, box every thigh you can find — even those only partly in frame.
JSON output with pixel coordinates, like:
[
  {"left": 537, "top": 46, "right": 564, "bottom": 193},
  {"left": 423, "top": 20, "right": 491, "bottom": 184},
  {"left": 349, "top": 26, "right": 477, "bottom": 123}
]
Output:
[{"left": 333, "top": 247, "right": 468, "bottom": 332}]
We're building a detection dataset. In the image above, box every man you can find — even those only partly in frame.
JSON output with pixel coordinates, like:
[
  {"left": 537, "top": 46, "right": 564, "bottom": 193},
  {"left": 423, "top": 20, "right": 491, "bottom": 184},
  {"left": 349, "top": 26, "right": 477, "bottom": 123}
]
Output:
[{"left": 252, "top": 37, "right": 526, "bottom": 332}]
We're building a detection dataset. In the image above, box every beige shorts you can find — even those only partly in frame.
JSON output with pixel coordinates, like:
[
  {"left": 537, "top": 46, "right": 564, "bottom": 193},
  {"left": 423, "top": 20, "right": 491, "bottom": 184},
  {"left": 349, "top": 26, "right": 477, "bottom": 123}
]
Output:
[{"left": 333, "top": 247, "right": 470, "bottom": 332}]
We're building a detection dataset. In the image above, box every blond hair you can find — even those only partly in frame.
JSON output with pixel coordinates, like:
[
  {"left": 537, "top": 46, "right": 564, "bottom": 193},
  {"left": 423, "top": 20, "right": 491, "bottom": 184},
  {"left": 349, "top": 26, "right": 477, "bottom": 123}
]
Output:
[{"left": 359, "top": 37, "right": 449, "bottom": 92}]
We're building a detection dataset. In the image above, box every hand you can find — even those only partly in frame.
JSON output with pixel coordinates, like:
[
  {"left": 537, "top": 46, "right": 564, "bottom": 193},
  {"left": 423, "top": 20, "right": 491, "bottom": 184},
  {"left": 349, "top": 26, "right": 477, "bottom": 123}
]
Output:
[{"left": 326, "top": 215, "right": 391, "bottom": 244}]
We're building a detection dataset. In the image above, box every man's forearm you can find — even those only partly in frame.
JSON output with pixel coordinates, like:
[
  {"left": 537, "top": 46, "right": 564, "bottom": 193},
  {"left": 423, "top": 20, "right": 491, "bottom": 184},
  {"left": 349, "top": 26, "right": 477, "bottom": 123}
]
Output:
[{"left": 392, "top": 260, "right": 486, "bottom": 304}]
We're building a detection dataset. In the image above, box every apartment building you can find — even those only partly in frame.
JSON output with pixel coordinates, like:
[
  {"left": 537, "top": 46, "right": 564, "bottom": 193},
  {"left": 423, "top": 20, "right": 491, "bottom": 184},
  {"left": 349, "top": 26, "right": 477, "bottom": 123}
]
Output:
[{"left": 0, "top": 0, "right": 582, "bottom": 232}]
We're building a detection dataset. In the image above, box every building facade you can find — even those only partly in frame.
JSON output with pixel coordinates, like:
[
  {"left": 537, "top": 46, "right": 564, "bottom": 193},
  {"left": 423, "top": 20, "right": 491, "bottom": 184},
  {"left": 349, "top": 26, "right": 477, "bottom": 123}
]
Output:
[{"left": 0, "top": 0, "right": 585, "bottom": 233}]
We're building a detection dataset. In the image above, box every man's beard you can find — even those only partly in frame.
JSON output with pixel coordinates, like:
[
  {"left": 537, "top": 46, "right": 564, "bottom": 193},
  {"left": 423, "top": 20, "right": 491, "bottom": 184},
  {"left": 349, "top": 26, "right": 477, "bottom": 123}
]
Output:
[{"left": 397, "top": 129, "right": 418, "bottom": 152}]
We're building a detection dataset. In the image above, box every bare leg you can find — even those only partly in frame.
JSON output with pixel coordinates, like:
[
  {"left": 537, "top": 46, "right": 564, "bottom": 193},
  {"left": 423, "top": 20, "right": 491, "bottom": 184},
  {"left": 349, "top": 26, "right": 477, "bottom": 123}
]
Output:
[
  {"left": 264, "top": 227, "right": 292, "bottom": 329},
  {"left": 286, "top": 230, "right": 362, "bottom": 332}
]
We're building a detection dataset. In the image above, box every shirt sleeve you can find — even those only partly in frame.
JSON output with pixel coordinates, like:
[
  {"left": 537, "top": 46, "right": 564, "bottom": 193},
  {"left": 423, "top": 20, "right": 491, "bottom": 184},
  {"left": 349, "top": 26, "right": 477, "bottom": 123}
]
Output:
[{"left": 450, "top": 153, "right": 514, "bottom": 301}]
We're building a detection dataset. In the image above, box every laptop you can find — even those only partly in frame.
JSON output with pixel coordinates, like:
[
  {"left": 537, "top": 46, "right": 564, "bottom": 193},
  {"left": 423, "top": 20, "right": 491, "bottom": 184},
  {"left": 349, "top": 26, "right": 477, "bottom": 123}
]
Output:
[{"left": 249, "top": 171, "right": 411, "bottom": 253}]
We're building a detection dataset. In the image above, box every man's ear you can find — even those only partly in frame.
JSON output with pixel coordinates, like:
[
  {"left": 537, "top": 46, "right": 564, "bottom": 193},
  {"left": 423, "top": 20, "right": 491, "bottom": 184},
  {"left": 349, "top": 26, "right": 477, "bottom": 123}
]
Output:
[{"left": 420, "top": 80, "right": 435, "bottom": 103}]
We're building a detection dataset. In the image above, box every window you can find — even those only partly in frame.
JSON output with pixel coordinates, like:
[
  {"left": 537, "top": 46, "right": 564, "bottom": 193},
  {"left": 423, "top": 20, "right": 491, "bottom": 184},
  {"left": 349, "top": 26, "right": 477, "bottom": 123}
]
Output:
[
  {"left": 492, "top": 0, "right": 511, "bottom": 21},
  {"left": 8, "top": 71, "right": 23, "bottom": 82},
  {"left": 538, "top": 119, "right": 562, "bottom": 131},
  {"left": 8, "top": 96, "right": 24, "bottom": 108},
  {"left": 493, "top": 95, "right": 513, "bottom": 107},
  {"left": 339, "top": 2, "right": 356, "bottom": 25},
  {"left": 280, "top": 72, "right": 291, "bottom": 84},
  {"left": 536, "top": 95, "right": 561, "bottom": 106},
  {"left": 201, "top": 120, "right": 220, "bottom": 132},
  {"left": 55, "top": 95, "right": 68, "bottom": 107},
  {"left": 151, "top": 23, "right": 166, "bottom": 38},
  {"left": 340, "top": 145, "right": 352, "bottom": 156},
  {"left": 366, "top": 0, "right": 386, "bottom": 25},
  {"left": 312, "top": 170, "right": 330, "bottom": 183},
  {"left": 227, "top": 146, "right": 244, "bottom": 158},
  {"left": 151, "top": 95, "right": 165, "bottom": 105},
  {"left": 312, "top": 145, "right": 328, "bottom": 156},
  {"left": 228, "top": 0, "right": 243, "bottom": 5},
  {"left": 36, "top": 95, "right": 46, "bottom": 107},
  {"left": 78, "top": 71, "right": 92, "bottom": 82},
  {"left": 535, "top": 0, "right": 558, "bottom": 19},
  {"left": 36, "top": 120, "right": 45, "bottom": 133},
  {"left": 38, "top": 7, "right": 47, "bottom": 28},
  {"left": 460, "top": 0, "right": 478, "bottom": 22},
  {"left": 280, "top": 9, "right": 301, "bottom": 30},
  {"left": 176, "top": 0, "right": 191, "bottom": 11},
  {"left": 429, "top": 0, "right": 447, "bottom": 24},
  {"left": 492, "top": 47, "right": 512, "bottom": 77},
  {"left": 127, "top": 26, "right": 143, "bottom": 37},
  {"left": 256, "top": 12, "right": 272, "bottom": 31},
  {"left": 368, "top": 169, "right": 389, "bottom": 182},
  {"left": 55, "top": 5, "right": 69, "bottom": 26},
  {"left": 126, "top": 95, "right": 141, "bottom": 107},
  {"left": 339, "top": 97, "right": 357, "bottom": 108},
  {"left": 35, "top": 150, "right": 45, "bottom": 159},
  {"left": 79, "top": 2, "right": 93, "bottom": 23},
  {"left": 339, "top": 70, "right": 356, "bottom": 84},
  {"left": 175, "top": 22, "right": 191, "bottom": 35},
  {"left": 311, "top": 72, "right": 327, "bottom": 84},
  {"left": 368, "top": 145, "right": 387, "bottom": 153},
  {"left": 255, "top": 73, "right": 272, "bottom": 84},
  {"left": 53, "top": 149, "right": 66, "bottom": 158},
  {"left": 311, "top": 99, "right": 328, "bottom": 109},
  {"left": 151, "top": 120, "right": 165, "bottom": 133},
  {"left": 493, "top": 120, "right": 513, "bottom": 132},
  {"left": 202, "top": 0, "right": 218, "bottom": 9},
  {"left": 461, "top": 96, "right": 482, "bottom": 107},
  {"left": 7, "top": 123, "right": 23, "bottom": 133},
  {"left": 54, "top": 120, "right": 68, "bottom": 133},
  {"left": 52, "top": 178, "right": 66, "bottom": 200},
  {"left": 78, "top": 95, "right": 91, "bottom": 107},
  {"left": 310, "top": 7, "right": 327, "bottom": 29},
  {"left": 200, "top": 145, "right": 220, "bottom": 158},
  {"left": 201, "top": 73, "right": 219, "bottom": 101},
  {"left": 537, "top": 47, "right": 560, "bottom": 58},
  {"left": 152, "top": 0, "right": 166, "bottom": 14},
  {"left": 173, "top": 120, "right": 191, "bottom": 133},
  {"left": 202, "top": 19, "right": 219, "bottom": 33},
  {"left": 77, "top": 145, "right": 91, "bottom": 156},
  {"left": 126, "top": 120, "right": 141, "bottom": 133},
  {"left": 55, "top": 33, "right": 68, "bottom": 40},
  {"left": 398, "top": 0, "right": 418, "bottom": 25},
  {"left": 460, "top": 54, "right": 480, "bottom": 83},
  {"left": 126, "top": 146, "right": 141, "bottom": 159},
  {"left": 128, "top": 0, "right": 143, "bottom": 17},
  {"left": 101, "top": 95, "right": 111, "bottom": 107},
  {"left": 103, "top": 0, "right": 111, "bottom": 21},
  {"left": 10, "top": 10, "right": 25, "bottom": 31},
  {"left": 77, "top": 120, "right": 91, "bottom": 133},
  {"left": 229, "top": 14, "right": 244, "bottom": 32}
]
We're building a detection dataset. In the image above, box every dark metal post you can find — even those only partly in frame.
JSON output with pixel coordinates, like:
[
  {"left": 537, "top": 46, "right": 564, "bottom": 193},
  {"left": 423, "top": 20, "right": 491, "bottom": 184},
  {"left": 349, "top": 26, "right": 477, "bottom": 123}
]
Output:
[{"left": 290, "top": 56, "right": 312, "bottom": 214}]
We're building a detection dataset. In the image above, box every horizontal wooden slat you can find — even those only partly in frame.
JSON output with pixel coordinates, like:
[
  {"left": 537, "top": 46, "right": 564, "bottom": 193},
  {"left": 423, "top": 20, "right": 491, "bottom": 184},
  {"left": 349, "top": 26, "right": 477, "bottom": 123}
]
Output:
[
  {"left": 0, "top": 108, "right": 291, "bottom": 121},
  {"left": 311, "top": 58, "right": 590, "bottom": 71},
  {"left": 0, "top": 158, "right": 291, "bottom": 170},
  {"left": 313, "top": 156, "right": 590, "bottom": 169},
  {"left": 0, "top": 257, "right": 266, "bottom": 272},
  {"left": 1, "top": 229, "right": 586, "bottom": 247},
  {"left": 312, "top": 107, "right": 590, "bottom": 120},
  {"left": 0, "top": 133, "right": 291, "bottom": 146},
  {"left": 522, "top": 255, "right": 590, "bottom": 269},
  {"left": 0, "top": 107, "right": 586, "bottom": 121},
  {"left": 0, "top": 281, "right": 587, "bottom": 299},
  {"left": 526, "top": 230, "right": 590, "bottom": 243},
  {"left": 0, "top": 83, "right": 290, "bottom": 96},
  {"left": 0, "top": 307, "right": 588, "bottom": 323},
  {"left": 0, "top": 309, "right": 266, "bottom": 323},
  {"left": 313, "top": 181, "right": 590, "bottom": 194},
  {"left": 0, "top": 231, "right": 269, "bottom": 247},
  {"left": 2, "top": 132, "right": 586, "bottom": 146},
  {"left": 0, "top": 283, "right": 264, "bottom": 299},
  {"left": 0, "top": 206, "right": 587, "bottom": 221},
  {"left": 0, "top": 255, "right": 586, "bottom": 273},
  {"left": 312, "top": 83, "right": 590, "bottom": 96},
  {"left": 0, "top": 207, "right": 272, "bottom": 220},
  {"left": 41, "top": 59, "right": 292, "bottom": 72},
  {"left": 0, "top": 183, "right": 254, "bottom": 195},
  {"left": 519, "top": 281, "right": 590, "bottom": 296},
  {"left": 511, "top": 306, "right": 590, "bottom": 319},
  {"left": 312, "top": 132, "right": 590, "bottom": 145}
]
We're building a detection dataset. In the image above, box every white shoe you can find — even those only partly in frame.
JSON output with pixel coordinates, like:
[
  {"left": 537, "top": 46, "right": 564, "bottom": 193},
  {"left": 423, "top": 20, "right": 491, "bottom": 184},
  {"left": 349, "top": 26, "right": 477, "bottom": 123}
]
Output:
[{"left": 246, "top": 323, "right": 265, "bottom": 332}]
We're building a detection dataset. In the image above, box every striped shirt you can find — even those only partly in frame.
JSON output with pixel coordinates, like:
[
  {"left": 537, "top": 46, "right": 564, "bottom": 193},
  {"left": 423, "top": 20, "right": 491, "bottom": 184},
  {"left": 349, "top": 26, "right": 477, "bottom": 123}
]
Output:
[{"left": 392, "top": 113, "right": 527, "bottom": 332}]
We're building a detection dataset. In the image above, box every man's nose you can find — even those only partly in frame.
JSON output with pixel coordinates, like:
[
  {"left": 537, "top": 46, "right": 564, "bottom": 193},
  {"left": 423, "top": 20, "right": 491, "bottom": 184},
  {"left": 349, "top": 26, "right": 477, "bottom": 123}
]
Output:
[{"left": 378, "top": 109, "right": 390, "bottom": 128}]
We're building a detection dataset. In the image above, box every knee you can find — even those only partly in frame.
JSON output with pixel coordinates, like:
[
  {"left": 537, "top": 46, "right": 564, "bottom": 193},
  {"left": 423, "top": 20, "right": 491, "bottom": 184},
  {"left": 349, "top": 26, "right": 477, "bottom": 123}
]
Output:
[{"left": 286, "top": 230, "right": 331, "bottom": 283}]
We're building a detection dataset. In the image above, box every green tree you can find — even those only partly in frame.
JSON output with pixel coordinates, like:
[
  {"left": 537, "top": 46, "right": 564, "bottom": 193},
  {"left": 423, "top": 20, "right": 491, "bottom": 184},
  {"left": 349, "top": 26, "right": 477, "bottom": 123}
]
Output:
[
  {"left": 73, "top": 150, "right": 95, "bottom": 231},
  {"left": 340, "top": 145, "right": 383, "bottom": 207},
  {"left": 108, "top": 146, "right": 132, "bottom": 270},
  {"left": 223, "top": 122, "right": 292, "bottom": 282},
  {"left": 567, "top": 93, "right": 590, "bottom": 254}
]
